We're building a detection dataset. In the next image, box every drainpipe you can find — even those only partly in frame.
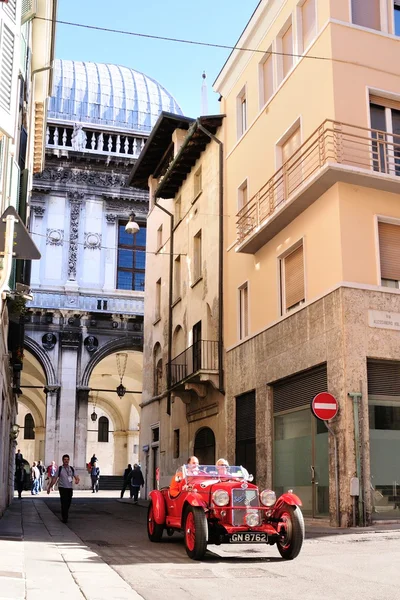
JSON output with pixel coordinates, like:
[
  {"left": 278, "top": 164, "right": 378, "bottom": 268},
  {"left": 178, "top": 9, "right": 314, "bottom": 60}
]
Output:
[
  {"left": 324, "top": 420, "right": 340, "bottom": 527},
  {"left": 349, "top": 392, "right": 363, "bottom": 526},
  {"left": 196, "top": 121, "right": 224, "bottom": 394},
  {"left": 153, "top": 197, "right": 174, "bottom": 415}
]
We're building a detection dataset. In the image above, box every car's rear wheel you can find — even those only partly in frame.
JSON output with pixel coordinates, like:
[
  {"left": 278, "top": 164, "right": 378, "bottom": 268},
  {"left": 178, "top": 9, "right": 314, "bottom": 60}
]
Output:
[
  {"left": 276, "top": 505, "right": 304, "bottom": 560},
  {"left": 184, "top": 506, "right": 208, "bottom": 560},
  {"left": 147, "top": 501, "right": 164, "bottom": 542}
]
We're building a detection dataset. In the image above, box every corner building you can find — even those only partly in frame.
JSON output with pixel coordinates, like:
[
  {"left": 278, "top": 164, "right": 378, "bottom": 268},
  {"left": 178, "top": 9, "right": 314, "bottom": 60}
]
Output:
[{"left": 214, "top": 0, "right": 400, "bottom": 525}]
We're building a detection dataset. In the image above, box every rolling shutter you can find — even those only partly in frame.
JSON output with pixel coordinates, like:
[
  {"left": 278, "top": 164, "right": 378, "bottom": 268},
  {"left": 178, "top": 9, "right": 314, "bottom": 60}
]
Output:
[
  {"left": 351, "top": 0, "right": 380, "bottom": 31},
  {"left": 236, "top": 391, "right": 256, "bottom": 442},
  {"left": 284, "top": 244, "right": 305, "bottom": 310},
  {"left": 273, "top": 364, "right": 328, "bottom": 414},
  {"left": 367, "top": 360, "right": 400, "bottom": 396},
  {"left": 378, "top": 222, "right": 400, "bottom": 281},
  {"left": 370, "top": 95, "right": 400, "bottom": 112}
]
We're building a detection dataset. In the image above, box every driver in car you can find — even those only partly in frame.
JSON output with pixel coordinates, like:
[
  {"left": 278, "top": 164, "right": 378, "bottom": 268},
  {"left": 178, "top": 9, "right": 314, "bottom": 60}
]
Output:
[
  {"left": 169, "top": 456, "right": 199, "bottom": 498},
  {"left": 216, "top": 458, "right": 229, "bottom": 476}
]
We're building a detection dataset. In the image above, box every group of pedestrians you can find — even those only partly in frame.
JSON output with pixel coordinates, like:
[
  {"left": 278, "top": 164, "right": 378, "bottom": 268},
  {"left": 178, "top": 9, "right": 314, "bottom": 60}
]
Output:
[{"left": 120, "top": 463, "right": 144, "bottom": 503}]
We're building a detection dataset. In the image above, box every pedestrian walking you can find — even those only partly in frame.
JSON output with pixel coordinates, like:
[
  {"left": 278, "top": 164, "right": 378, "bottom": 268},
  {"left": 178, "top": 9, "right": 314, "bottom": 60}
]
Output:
[
  {"left": 15, "top": 449, "right": 23, "bottom": 468},
  {"left": 120, "top": 463, "right": 132, "bottom": 498},
  {"left": 37, "top": 460, "right": 45, "bottom": 492},
  {"left": 51, "top": 454, "right": 80, "bottom": 523},
  {"left": 90, "top": 453, "right": 98, "bottom": 466},
  {"left": 30, "top": 461, "right": 40, "bottom": 495},
  {"left": 46, "top": 461, "right": 58, "bottom": 493},
  {"left": 129, "top": 463, "right": 144, "bottom": 504},
  {"left": 15, "top": 463, "right": 25, "bottom": 498},
  {"left": 90, "top": 462, "right": 100, "bottom": 493}
]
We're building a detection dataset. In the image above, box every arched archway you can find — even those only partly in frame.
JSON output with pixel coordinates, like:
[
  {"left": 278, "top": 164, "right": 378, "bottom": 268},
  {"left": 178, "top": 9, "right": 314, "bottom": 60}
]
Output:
[{"left": 194, "top": 427, "right": 215, "bottom": 464}]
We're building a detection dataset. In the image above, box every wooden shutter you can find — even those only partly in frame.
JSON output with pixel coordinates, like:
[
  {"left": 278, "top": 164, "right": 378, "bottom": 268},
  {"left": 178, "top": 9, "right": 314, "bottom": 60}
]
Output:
[
  {"left": 282, "top": 24, "right": 293, "bottom": 77},
  {"left": 302, "top": 0, "right": 316, "bottom": 49},
  {"left": 0, "top": 24, "right": 15, "bottom": 111},
  {"left": 378, "top": 222, "right": 400, "bottom": 281},
  {"left": 0, "top": 3, "right": 18, "bottom": 137},
  {"left": 351, "top": 0, "right": 380, "bottom": 31},
  {"left": 21, "top": 0, "right": 37, "bottom": 24},
  {"left": 3, "top": 0, "right": 17, "bottom": 22},
  {"left": 284, "top": 244, "right": 305, "bottom": 310},
  {"left": 263, "top": 52, "right": 273, "bottom": 104},
  {"left": 282, "top": 126, "right": 301, "bottom": 164},
  {"left": 370, "top": 95, "right": 400, "bottom": 112}
]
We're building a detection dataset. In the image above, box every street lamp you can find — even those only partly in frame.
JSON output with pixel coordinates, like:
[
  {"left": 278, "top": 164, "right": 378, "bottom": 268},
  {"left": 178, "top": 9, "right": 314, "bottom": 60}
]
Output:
[
  {"left": 90, "top": 391, "right": 98, "bottom": 422},
  {"left": 116, "top": 352, "right": 128, "bottom": 398},
  {"left": 125, "top": 212, "right": 140, "bottom": 235},
  {"left": 10, "top": 424, "right": 20, "bottom": 440}
]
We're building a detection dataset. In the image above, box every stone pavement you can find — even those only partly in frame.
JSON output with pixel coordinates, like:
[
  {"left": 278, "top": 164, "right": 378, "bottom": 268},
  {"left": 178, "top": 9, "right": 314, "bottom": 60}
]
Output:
[{"left": 0, "top": 494, "right": 144, "bottom": 600}]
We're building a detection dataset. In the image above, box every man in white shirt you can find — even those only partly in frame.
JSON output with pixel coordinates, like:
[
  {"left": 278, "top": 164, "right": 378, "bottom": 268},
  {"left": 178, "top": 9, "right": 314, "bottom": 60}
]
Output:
[{"left": 54, "top": 454, "right": 80, "bottom": 523}]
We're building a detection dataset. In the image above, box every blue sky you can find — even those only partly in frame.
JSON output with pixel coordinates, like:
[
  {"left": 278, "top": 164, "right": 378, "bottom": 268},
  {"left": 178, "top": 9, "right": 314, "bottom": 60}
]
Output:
[{"left": 55, "top": 0, "right": 260, "bottom": 117}]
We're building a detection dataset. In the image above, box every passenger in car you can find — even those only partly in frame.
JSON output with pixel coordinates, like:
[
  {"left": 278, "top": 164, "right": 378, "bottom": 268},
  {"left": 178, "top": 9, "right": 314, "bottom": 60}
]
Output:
[{"left": 169, "top": 456, "right": 199, "bottom": 497}]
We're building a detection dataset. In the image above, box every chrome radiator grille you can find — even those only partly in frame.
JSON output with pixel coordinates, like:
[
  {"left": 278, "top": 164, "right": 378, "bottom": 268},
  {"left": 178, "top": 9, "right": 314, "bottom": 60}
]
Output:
[{"left": 231, "top": 489, "right": 260, "bottom": 526}]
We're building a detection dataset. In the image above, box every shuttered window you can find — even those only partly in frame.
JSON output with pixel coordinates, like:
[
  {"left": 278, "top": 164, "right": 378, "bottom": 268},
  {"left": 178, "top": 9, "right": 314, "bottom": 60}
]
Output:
[
  {"left": 351, "top": 0, "right": 381, "bottom": 31},
  {"left": 283, "top": 244, "right": 305, "bottom": 311},
  {"left": 236, "top": 391, "right": 256, "bottom": 480},
  {"left": 262, "top": 51, "right": 273, "bottom": 105},
  {"left": 239, "top": 283, "right": 249, "bottom": 340},
  {"left": 98, "top": 416, "right": 109, "bottom": 442},
  {"left": 378, "top": 221, "right": 400, "bottom": 284},
  {"left": 21, "top": 0, "right": 37, "bottom": 24},
  {"left": 282, "top": 24, "right": 293, "bottom": 78},
  {"left": 302, "top": 0, "right": 316, "bottom": 50},
  {"left": 3, "top": 0, "right": 17, "bottom": 21},
  {"left": 282, "top": 126, "right": 301, "bottom": 165},
  {"left": 370, "top": 95, "right": 400, "bottom": 112},
  {"left": 367, "top": 359, "right": 400, "bottom": 396},
  {"left": 0, "top": 24, "right": 15, "bottom": 111},
  {"left": 273, "top": 364, "right": 327, "bottom": 414}
]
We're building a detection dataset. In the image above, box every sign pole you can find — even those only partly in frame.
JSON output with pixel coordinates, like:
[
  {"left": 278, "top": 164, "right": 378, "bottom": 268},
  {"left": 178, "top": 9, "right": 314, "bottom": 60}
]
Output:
[{"left": 324, "top": 419, "right": 340, "bottom": 527}]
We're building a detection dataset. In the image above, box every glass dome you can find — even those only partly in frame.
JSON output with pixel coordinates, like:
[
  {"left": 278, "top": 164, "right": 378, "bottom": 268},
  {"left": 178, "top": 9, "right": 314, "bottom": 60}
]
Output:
[{"left": 48, "top": 59, "right": 183, "bottom": 133}]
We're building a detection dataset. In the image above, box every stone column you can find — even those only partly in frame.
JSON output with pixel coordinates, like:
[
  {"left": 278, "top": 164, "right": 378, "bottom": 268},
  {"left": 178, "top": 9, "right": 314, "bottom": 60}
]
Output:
[
  {"left": 74, "top": 388, "right": 89, "bottom": 471},
  {"left": 30, "top": 204, "right": 46, "bottom": 286},
  {"left": 113, "top": 431, "right": 128, "bottom": 475},
  {"left": 34, "top": 426, "right": 46, "bottom": 463},
  {"left": 44, "top": 386, "right": 60, "bottom": 466},
  {"left": 58, "top": 332, "right": 81, "bottom": 463},
  {"left": 65, "top": 191, "right": 83, "bottom": 292},
  {"left": 103, "top": 213, "right": 117, "bottom": 291},
  {"left": 127, "top": 429, "right": 140, "bottom": 465}
]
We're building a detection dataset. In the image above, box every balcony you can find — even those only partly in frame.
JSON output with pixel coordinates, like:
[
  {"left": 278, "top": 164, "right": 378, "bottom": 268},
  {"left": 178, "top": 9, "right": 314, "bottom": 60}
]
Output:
[
  {"left": 28, "top": 290, "right": 144, "bottom": 316},
  {"left": 168, "top": 340, "right": 219, "bottom": 389},
  {"left": 237, "top": 119, "right": 400, "bottom": 253}
]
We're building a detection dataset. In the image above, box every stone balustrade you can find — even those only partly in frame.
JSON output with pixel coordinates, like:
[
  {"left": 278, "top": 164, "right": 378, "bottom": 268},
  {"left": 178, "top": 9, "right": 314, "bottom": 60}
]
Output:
[
  {"left": 46, "top": 124, "right": 146, "bottom": 159},
  {"left": 28, "top": 290, "right": 144, "bottom": 316}
]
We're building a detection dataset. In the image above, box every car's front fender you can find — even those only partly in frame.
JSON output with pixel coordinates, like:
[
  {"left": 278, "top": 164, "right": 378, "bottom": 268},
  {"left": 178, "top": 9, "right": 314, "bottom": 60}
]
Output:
[
  {"left": 274, "top": 492, "right": 302, "bottom": 510},
  {"left": 149, "top": 489, "right": 166, "bottom": 524},
  {"left": 184, "top": 492, "right": 208, "bottom": 510}
]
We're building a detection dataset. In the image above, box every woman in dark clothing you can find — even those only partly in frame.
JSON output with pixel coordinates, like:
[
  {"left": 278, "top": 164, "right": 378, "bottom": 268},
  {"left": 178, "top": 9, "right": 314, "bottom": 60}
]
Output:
[
  {"left": 15, "top": 463, "right": 25, "bottom": 498},
  {"left": 129, "top": 464, "right": 144, "bottom": 503},
  {"left": 120, "top": 464, "right": 132, "bottom": 498}
]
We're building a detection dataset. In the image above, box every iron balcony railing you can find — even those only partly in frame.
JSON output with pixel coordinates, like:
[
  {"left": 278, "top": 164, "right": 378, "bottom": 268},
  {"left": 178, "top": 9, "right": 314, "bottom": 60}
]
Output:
[
  {"left": 168, "top": 340, "right": 219, "bottom": 387},
  {"left": 236, "top": 119, "right": 400, "bottom": 245}
]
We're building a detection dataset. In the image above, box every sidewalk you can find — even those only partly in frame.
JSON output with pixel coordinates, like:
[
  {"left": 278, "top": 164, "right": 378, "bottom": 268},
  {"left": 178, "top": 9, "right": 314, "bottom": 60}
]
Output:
[{"left": 0, "top": 497, "right": 144, "bottom": 600}]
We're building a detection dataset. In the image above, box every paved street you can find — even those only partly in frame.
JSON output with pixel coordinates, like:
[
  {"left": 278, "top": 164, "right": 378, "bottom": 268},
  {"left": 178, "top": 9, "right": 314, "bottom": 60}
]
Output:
[{"left": 1, "top": 491, "right": 400, "bottom": 600}]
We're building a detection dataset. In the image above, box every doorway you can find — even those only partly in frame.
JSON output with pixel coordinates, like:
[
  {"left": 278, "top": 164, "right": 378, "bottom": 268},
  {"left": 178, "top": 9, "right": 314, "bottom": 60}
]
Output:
[{"left": 194, "top": 427, "right": 215, "bottom": 464}]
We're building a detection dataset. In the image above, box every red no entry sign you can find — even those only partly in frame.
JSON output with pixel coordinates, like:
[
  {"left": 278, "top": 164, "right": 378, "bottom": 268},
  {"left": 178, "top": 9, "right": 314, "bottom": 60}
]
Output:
[{"left": 311, "top": 392, "right": 338, "bottom": 421}]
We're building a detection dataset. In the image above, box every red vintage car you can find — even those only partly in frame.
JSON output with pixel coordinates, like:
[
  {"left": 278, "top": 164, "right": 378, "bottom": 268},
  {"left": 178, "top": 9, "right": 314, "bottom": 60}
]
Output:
[{"left": 147, "top": 464, "right": 304, "bottom": 561}]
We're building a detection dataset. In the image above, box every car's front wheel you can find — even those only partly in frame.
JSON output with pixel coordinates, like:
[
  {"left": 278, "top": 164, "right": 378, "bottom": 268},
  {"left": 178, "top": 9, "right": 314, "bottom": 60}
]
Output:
[
  {"left": 276, "top": 505, "right": 304, "bottom": 559},
  {"left": 184, "top": 506, "right": 208, "bottom": 560},
  {"left": 147, "top": 501, "right": 164, "bottom": 542}
]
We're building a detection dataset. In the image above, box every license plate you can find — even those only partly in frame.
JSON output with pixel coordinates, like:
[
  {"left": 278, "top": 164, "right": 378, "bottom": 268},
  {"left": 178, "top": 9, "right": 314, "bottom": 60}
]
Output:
[{"left": 229, "top": 532, "right": 267, "bottom": 543}]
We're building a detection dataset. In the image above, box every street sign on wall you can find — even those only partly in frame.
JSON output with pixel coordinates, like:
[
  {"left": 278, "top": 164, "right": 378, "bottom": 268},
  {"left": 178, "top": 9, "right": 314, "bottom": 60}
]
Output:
[{"left": 311, "top": 392, "right": 338, "bottom": 421}]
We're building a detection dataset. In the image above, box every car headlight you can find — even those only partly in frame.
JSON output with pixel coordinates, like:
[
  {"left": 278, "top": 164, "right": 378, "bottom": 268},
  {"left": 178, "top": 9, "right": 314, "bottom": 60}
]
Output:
[
  {"left": 260, "top": 489, "right": 276, "bottom": 507},
  {"left": 212, "top": 489, "right": 230, "bottom": 506}
]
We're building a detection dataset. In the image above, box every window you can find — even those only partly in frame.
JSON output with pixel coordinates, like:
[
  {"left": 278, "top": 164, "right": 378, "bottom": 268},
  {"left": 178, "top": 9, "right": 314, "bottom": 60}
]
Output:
[
  {"left": 239, "top": 282, "right": 249, "bottom": 340},
  {"left": 117, "top": 221, "right": 146, "bottom": 291},
  {"left": 155, "top": 278, "right": 161, "bottom": 320},
  {"left": 156, "top": 224, "right": 163, "bottom": 252},
  {"left": 378, "top": 221, "right": 400, "bottom": 287},
  {"left": 175, "top": 195, "right": 182, "bottom": 222},
  {"left": 174, "top": 255, "right": 181, "bottom": 301},
  {"left": 237, "top": 87, "right": 247, "bottom": 138},
  {"left": 194, "top": 167, "right": 202, "bottom": 199},
  {"left": 301, "top": 0, "right": 316, "bottom": 50},
  {"left": 281, "top": 125, "right": 301, "bottom": 165},
  {"left": 173, "top": 429, "right": 180, "bottom": 459},
  {"left": 281, "top": 22, "right": 294, "bottom": 80},
  {"left": 193, "top": 230, "right": 202, "bottom": 281},
  {"left": 260, "top": 50, "right": 274, "bottom": 107},
  {"left": 155, "top": 359, "right": 163, "bottom": 395},
  {"left": 24, "top": 413, "right": 35, "bottom": 439},
  {"left": 395, "top": 1, "right": 400, "bottom": 35},
  {"left": 370, "top": 98, "right": 400, "bottom": 176},
  {"left": 98, "top": 416, "right": 109, "bottom": 442},
  {"left": 351, "top": 0, "right": 381, "bottom": 30},
  {"left": 281, "top": 243, "right": 305, "bottom": 313},
  {"left": 238, "top": 179, "right": 248, "bottom": 211},
  {"left": 152, "top": 426, "right": 160, "bottom": 443}
]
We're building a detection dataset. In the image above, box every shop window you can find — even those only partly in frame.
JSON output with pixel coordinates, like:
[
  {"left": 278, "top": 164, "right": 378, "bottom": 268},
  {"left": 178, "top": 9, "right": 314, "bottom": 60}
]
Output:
[
  {"left": 378, "top": 221, "right": 400, "bottom": 288},
  {"left": 98, "top": 416, "right": 109, "bottom": 442},
  {"left": 24, "top": 413, "right": 35, "bottom": 440}
]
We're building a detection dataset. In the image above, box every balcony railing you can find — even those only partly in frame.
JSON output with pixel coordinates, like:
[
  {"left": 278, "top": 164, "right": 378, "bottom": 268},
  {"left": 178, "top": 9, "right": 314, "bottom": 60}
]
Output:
[
  {"left": 236, "top": 119, "right": 400, "bottom": 247},
  {"left": 168, "top": 340, "right": 219, "bottom": 387},
  {"left": 46, "top": 124, "right": 146, "bottom": 159}
]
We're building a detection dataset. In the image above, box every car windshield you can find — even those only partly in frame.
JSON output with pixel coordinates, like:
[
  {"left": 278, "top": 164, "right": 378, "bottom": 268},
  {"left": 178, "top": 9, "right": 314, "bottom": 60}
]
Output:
[{"left": 182, "top": 464, "right": 250, "bottom": 482}]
